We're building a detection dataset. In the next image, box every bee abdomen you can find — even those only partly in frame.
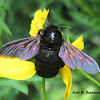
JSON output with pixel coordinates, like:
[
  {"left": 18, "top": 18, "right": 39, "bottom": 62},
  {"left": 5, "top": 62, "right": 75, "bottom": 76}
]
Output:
[
  {"left": 34, "top": 49, "right": 64, "bottom": 78},
  {"left": 35, "top": 63, "right": 60, "bottom": 78}
]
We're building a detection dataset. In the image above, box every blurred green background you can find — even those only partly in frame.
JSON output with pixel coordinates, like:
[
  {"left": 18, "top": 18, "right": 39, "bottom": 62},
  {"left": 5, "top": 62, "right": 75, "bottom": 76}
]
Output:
[{"left": 0, "top": 0, "right": 100, "bottom": 100}]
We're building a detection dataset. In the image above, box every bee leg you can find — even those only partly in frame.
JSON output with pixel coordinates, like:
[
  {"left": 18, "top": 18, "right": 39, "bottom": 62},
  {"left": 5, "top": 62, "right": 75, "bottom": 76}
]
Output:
[{"left": 38, "top": 29, "right": 44, "bottom": 34}]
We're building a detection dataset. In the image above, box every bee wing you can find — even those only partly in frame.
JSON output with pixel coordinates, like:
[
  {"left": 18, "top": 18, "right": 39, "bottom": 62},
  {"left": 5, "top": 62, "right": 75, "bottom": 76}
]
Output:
[
  {"left": 59, "top": 41, "right": 100, "bottom": 74},
  {"left": 0, "top": 35, "right": 40, "bottom": 60}
]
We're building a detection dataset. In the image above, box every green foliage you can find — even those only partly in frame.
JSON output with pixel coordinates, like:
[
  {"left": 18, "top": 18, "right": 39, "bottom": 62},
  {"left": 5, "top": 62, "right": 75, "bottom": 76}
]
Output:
[
  {"left": 0, "top": 78, "right": 28, "bottom": 95},
  {"left": 0, "top": 0, "right": 100, "bottom": 100},
  {"left": 25, "top": 74, "right": 42, "bottom": 82},
  {"left": 0, "top": 0, "right": 12, "bottom": 46},
  {"left": 0, "top": 16, "right": 12, "bottom": 36}
]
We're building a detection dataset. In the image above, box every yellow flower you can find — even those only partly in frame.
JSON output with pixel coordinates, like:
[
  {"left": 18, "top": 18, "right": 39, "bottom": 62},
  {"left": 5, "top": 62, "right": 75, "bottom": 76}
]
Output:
[
  {"left": 0, "top": 9, "right": 84, "bottom": 100},
  {"left": 0, "top": 57, "right": 36, "bottom": 80},
  {"left": 29, "top": 9, "right": 49, "bottom": 36}
]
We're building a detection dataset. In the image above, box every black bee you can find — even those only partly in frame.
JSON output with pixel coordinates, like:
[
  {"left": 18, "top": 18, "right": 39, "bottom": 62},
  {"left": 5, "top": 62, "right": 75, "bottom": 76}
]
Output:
[{"left": 0, "top": 25, "right": 100, "bottom": 78}]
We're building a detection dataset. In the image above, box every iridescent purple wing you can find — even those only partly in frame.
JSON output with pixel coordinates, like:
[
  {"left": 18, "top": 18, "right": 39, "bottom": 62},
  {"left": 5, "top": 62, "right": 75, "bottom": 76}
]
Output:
[
  {"left": 59, "top": 41, "right": 100, "bottom": 74},
  {"left": 0, "top": 35, "right": 40, "bottom": 60}
]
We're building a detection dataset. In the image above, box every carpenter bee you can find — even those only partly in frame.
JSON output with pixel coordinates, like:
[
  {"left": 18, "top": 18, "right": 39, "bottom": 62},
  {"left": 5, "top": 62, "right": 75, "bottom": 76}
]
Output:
[{"left": 0, "top": 25, "right": 100, "bottom": 78}]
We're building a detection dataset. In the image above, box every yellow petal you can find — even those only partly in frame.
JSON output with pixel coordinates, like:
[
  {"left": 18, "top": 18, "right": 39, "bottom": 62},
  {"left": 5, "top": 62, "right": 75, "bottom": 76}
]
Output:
[
  {"left": 60, "top": 65, "right": 72, "bottom": 100},
  {"left": 72, "top": 36, "right": 84, "bottom": 50},
  {"left": 0, "top": 57, "right": 36, "bottom": 80},
  {"left": 29, "top": 9, "right": 49, "bottom": 37}
]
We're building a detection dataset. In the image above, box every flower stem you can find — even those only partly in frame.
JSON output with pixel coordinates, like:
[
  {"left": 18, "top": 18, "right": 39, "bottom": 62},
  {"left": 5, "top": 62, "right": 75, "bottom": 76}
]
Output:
[
  {"left": 77, "top": 69, "right": 100, "bottom": 87},
  {"left": 42, "top": 78, "right": 47, "bottom": 100}
]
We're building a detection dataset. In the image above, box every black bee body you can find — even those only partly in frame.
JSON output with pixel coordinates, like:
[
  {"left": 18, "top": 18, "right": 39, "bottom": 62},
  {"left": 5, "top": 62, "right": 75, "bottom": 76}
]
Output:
[
  {"left": 34, "top": 25, "right": 64, "bottom": 78},
  {"left": 0, "top": 25, "right": 99, "bottom": 79}
]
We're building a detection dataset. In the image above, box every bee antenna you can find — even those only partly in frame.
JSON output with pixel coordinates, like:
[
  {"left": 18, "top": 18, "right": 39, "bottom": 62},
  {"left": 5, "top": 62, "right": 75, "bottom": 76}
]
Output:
[
  {"left": 41, "top": 17, "right": 50, "bottom": 25},
  {"left": 59, "top": 26, "right": 71, "bottom": 28}
]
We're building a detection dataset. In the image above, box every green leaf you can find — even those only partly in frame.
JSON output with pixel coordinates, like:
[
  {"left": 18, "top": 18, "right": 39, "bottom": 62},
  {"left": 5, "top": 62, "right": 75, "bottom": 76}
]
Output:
[
  {"left": 63, "top": 30, "right": 70, "bottom": 42},
  {"left": 25, "top": 75, "right": 42, "bottom": 82},
  {"left": 0, "top": 78, "right": 28, "bottom": 95},
  {"left": 0, "top": 16, "right": 12, "bottom": 36},
  {"left": 0, "top": 39, "right": 3, "bottom": 47},
  {"left": 66, "top": 30, "right": 70, "bottom": 43}
]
